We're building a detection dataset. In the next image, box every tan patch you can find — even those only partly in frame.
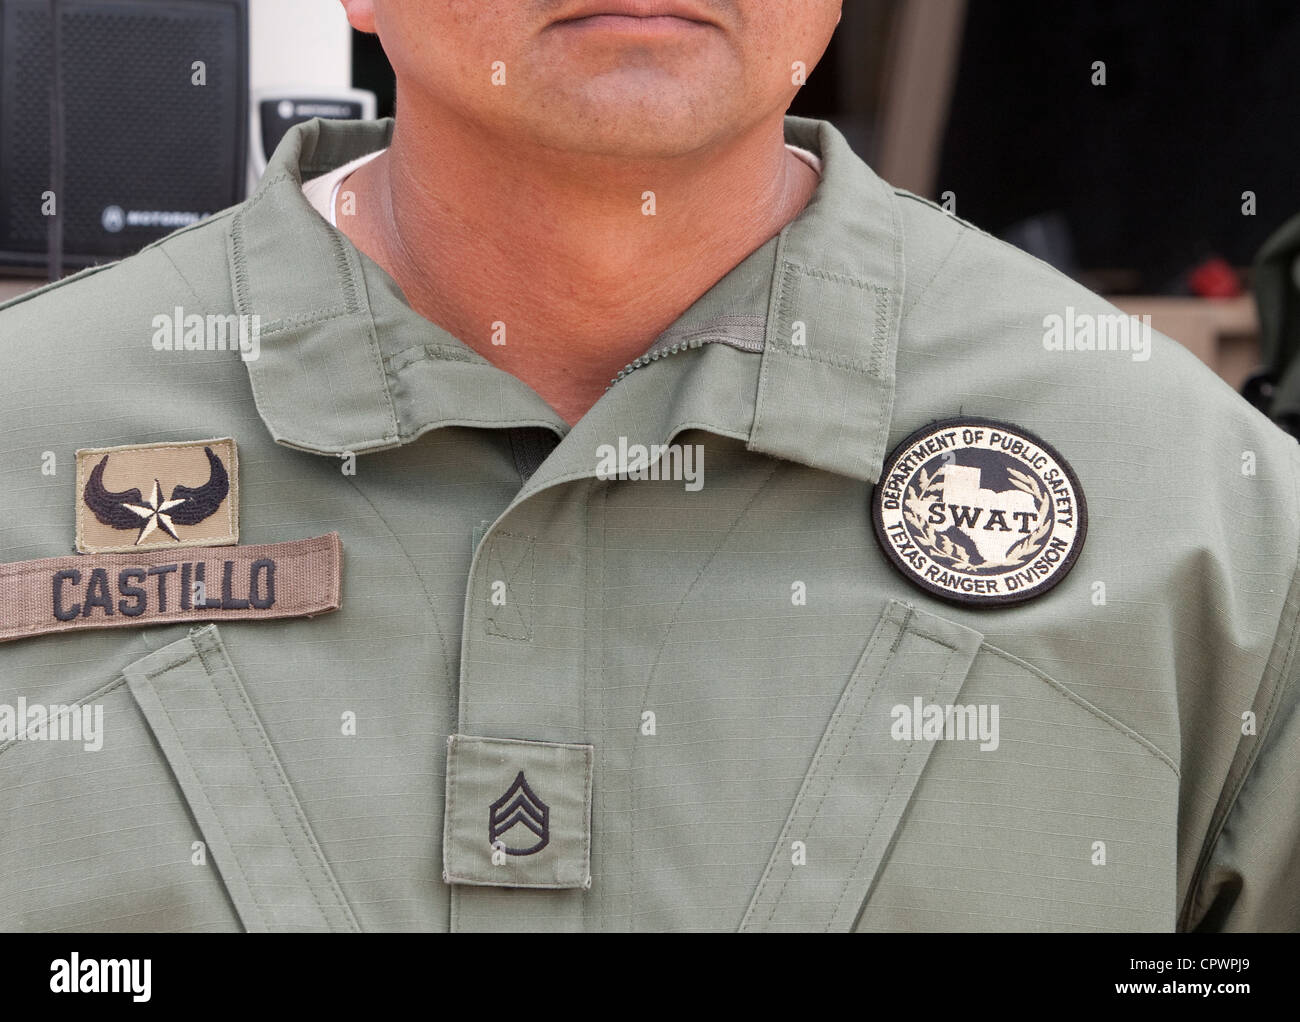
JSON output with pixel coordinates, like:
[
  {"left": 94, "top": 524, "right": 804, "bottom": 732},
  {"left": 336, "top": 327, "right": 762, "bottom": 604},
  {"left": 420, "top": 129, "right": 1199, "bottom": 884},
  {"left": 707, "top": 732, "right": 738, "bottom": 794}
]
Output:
[
  {"left": 0, "top": 533, "right": 342, "bottom": 643},
  {"left": 75, "top": 438, "right": 238, "bottom": 554}
]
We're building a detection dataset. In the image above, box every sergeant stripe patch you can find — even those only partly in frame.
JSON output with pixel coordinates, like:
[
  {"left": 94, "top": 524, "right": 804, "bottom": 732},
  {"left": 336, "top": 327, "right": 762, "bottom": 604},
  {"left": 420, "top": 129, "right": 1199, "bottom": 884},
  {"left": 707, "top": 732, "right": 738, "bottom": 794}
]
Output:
[{"left": 0, "top": 533, "right": 342, "bottom": 643}]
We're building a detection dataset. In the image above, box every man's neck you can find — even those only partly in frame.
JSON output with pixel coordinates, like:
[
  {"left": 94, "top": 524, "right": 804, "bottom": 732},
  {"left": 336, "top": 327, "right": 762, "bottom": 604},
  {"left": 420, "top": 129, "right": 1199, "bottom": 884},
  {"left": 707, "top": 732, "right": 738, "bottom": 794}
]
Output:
[{"left": 340, "top": 100, "right": 820, "bottom": 426}]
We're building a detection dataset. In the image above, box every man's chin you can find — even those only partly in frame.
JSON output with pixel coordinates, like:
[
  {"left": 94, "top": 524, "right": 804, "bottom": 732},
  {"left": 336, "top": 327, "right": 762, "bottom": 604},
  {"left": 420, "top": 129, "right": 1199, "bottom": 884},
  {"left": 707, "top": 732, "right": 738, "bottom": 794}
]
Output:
[
  {"left": 520, "top": 77, "right": 735, "bottom": 158},
  {"left": 527, "top": 118, "right": 727, "bottom": 162}
]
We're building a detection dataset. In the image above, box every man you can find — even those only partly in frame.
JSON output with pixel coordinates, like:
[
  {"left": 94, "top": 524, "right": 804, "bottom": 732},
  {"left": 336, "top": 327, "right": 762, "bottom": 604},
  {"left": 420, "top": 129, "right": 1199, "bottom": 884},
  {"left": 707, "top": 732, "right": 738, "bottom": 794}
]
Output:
[{"left": 0, "top": 0, "right": 1295, "bottom": 932}]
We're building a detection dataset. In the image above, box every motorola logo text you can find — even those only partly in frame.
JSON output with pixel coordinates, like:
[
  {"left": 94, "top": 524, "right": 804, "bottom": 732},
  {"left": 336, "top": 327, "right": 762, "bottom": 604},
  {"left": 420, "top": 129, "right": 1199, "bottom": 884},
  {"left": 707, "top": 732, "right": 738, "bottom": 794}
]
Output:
[{"left": 102, "top": 205, "right": 207, "bottom": 233}]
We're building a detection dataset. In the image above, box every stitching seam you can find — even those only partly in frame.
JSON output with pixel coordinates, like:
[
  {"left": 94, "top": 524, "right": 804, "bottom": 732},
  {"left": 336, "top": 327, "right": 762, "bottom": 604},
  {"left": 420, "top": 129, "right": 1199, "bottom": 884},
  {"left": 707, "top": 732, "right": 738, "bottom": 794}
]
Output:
[
  {"left": 192, "top": 636, "right": 335, "bottom": 927},
  {"left": 981, "top": 642, "right": 1179, "bottom": 776},
  {"left": 0, "top": 675, "right": 128, "bottom": 758}
]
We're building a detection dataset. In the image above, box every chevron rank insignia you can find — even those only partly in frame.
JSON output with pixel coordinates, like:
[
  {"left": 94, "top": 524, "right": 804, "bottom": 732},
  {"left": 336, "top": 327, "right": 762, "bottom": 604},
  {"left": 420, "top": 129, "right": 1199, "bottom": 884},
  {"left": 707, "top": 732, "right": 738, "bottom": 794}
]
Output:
[
  {"left": 76, "top": 438, "right": 239, "bottom": 554},
  {"left": 443, "top": 734, "right": 594, "bottom": 890},
  {"left": 872, "top": 418, "right": 1088, "bottom": 606},
  {"left": 490, "top": 772, "right": 551, "bottom": 856}
]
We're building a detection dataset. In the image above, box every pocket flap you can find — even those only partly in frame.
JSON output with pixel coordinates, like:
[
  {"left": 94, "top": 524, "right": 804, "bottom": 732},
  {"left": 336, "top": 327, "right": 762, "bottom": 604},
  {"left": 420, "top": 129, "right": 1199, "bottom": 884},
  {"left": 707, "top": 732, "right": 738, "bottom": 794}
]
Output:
[
  {"left": 740, "top": 599, "right": 983, "bottom": 932},
  {"left": 124, "top": 625, "right": 359, "bottom": 932}
]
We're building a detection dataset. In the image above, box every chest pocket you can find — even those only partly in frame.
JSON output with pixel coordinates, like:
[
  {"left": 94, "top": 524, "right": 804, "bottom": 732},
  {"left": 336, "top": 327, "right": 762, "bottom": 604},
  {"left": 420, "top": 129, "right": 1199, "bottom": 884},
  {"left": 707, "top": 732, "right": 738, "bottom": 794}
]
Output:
[
  {"left": 122, "top": 625, "right": 358, "bottom": 932},
  {"left": 0, "top": 625, "right": 358, "bottom": 932},
  {"left": 740, "top": 600, "right": 1179, "bottom": 932}
]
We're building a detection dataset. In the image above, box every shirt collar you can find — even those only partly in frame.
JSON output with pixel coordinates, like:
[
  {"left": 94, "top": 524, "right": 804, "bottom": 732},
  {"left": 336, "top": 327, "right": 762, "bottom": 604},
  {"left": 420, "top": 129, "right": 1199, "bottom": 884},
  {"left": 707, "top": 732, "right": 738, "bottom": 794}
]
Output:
[
  {"left": 750, "top": 115, "right": 903, "bottom": 482},
  {"left": 230, "top": 114, "right": 902, "bottom": 482}
]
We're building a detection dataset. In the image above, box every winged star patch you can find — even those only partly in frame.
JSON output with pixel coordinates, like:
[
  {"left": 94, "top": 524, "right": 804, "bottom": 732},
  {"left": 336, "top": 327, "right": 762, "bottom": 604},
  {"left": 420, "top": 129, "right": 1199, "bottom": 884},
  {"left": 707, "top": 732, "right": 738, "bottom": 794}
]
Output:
[
  {"left": 76, "top": 438, "right": 238, "bottom": 554},
  {"left": 872, "top": 418, "right": 1087, "bottom": 606}
]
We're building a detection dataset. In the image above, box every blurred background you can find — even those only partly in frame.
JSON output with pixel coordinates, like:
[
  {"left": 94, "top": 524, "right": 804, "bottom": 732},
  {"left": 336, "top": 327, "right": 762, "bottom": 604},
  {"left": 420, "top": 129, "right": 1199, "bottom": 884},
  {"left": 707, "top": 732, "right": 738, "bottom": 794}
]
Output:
[{"left": 4, "top": 0, "right": 1300, "bottom": 420}]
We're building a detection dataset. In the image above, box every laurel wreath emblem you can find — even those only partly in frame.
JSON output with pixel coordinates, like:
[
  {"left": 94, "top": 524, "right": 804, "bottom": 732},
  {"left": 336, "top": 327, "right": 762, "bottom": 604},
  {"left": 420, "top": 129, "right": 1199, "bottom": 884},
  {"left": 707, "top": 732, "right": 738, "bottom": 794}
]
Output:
[{"left": 902, "top": 465, "right": 1052, "bottom": 572}]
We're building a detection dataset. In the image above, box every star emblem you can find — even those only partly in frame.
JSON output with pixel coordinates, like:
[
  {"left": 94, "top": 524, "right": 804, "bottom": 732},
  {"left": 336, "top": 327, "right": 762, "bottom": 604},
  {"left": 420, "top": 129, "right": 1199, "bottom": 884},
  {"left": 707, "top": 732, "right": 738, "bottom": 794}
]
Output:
[{"left": 121, "top": 478, "right": 187, "bottom": 545}]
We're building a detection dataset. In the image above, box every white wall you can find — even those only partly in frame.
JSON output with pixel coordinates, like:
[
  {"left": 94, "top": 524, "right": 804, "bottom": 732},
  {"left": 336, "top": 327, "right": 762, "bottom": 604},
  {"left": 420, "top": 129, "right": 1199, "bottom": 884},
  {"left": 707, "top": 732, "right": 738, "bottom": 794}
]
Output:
[{"left": 249, "top": 0, "right": 353, "bottom": 94}]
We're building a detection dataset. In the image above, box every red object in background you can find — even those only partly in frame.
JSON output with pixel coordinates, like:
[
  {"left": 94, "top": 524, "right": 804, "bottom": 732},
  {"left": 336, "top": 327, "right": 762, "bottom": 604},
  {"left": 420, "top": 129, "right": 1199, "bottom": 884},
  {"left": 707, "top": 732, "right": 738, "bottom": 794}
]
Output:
[{"left": 1188, "top": 256, "right": 1243, "bottom": 298}]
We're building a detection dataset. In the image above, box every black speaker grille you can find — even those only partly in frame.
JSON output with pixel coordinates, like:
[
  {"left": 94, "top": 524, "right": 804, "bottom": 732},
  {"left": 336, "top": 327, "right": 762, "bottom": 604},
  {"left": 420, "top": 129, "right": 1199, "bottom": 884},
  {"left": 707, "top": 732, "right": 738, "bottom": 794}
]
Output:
[
  {"left": 1, "top": 0, "right": 247, "bottom": 267},
  {"left": 6, "top": 6, "right": 49, "bottom": 247}
]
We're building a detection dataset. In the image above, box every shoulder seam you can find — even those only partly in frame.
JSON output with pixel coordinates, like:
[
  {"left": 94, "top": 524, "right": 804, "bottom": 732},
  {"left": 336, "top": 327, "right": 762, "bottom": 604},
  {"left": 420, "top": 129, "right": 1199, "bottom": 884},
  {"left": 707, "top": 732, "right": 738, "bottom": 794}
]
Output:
[
  {"left": 893, "top": 189, "right": 980, "bottom": 232},
  {"left": 0, "top": 205, "right": 242, "bottom": 318},
  {"left": 892, "top": 188, "right": 1114, "bottom": 301}
]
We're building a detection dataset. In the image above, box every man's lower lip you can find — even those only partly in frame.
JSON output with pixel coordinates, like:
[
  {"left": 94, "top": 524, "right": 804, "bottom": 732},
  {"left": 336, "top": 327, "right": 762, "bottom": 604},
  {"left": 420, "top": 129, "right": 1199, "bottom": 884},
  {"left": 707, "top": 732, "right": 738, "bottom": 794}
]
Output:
[{"left": 551, "top": 14, "right": 713, "bottom": 34}]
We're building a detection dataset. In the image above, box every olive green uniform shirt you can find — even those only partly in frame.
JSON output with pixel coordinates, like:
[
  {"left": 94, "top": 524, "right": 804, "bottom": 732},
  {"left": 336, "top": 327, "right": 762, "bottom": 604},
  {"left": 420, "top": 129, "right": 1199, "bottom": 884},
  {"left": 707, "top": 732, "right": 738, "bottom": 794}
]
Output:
[{"left": 1, "top": 117, "right": 1297, "bottom": 932}]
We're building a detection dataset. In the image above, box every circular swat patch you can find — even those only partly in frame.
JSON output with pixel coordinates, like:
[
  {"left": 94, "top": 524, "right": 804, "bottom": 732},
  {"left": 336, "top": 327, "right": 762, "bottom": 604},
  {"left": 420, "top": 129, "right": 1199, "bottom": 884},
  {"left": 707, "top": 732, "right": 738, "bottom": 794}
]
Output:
[{"left": 872, "top": 418, "right": 1088, "bottom": 606}]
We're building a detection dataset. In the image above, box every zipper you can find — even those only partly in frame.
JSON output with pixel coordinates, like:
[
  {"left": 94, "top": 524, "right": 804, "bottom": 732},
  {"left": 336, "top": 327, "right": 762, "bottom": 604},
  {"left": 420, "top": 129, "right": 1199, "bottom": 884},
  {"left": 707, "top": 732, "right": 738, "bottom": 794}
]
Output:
[
  {"left": 605, "top": 323, "right": 766, "bottom": 390},
  {"left": 606, "top": 335, "right": 711, "bottom": 390}
]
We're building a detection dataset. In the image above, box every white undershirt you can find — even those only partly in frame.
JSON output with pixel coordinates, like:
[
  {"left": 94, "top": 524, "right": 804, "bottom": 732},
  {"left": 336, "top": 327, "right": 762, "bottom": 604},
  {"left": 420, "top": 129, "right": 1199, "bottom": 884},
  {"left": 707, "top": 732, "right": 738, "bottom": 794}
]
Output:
[{"left": 302, "top": 144, "right": 825, "bottom": 228}]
